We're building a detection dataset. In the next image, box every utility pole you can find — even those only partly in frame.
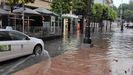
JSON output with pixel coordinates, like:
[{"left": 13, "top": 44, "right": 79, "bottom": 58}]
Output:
[{"left": 83, "top": 0, "right": 93, "bottom": 44}]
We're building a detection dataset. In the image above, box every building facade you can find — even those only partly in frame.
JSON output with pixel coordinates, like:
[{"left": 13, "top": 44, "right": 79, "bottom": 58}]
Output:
[
  {"left": 26, "top": 0, "right": 52, "bottom": 9},
  {"left": 0, "top": 0, "right": 62, "bottom": 38},
  {"left": 26, "top": 0, "right": 61, "bottom": 37}
]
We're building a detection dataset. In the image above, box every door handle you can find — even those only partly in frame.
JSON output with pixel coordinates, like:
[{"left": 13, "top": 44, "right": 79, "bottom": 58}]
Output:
[{"left": 21, "top": 44, "right": 23, "bottom": 49}]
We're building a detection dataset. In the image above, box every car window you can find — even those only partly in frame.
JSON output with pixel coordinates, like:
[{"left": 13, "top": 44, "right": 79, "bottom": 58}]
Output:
[
  {"left": 9, "top": 31, "right": 29, "bottom": 40},
  {"left": 0, "top": 31, "right": 11, "bottom": 41}
]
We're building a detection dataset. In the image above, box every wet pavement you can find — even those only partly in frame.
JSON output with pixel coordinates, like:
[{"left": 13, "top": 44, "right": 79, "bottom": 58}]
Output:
[
  {"left": 2, "top": 23, "right": 133, "bottom": 75},
  {"left": 0, "top": 50, "right": 51, "bottom": 75},
  {"left": 44, "top": 31, "right": 82, "bottom": 57},
  {"left": 45, "top": 25, "right": 133, "bottom": 75},
  {"left": 107, "top": 27, "right": 133, "bottom": 75},
  {"left": 0, "top": 28, "right": 82, "bottom": 74}
]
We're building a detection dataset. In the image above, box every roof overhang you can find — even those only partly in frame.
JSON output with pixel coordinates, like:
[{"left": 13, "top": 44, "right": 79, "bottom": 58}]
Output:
[
  {"left": 0, "top": 8, "right": 10, "bottom": 15},
  {"left": 13, "top": 7, "right": 40, "bottom": 15},
  {"left": 62, "top": 14, "right": 78, "bottom": 18},
  {"left": 34, "top": 8, "right": 59, "bottom": 16}
]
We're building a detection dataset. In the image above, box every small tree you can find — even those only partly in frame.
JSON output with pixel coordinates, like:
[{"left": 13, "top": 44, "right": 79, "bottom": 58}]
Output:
[
  {"left": 51, "top": 0, "right": 72, "bottom": 14},
  {"left": 91, "top": 3, "right": 117, "bottom": 31},
  {"left": 51, "top": 0, "right": 89, "bottom": 15},
  {"left": 108, "top": 8, "right": 117, "bottom": 21},
  {"left": 92, "top": 4, "right": 104, "bottom": 24}
]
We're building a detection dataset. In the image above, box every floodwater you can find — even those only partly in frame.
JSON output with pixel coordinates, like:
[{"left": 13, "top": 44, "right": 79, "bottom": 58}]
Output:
[
  {"left": 1, "top": 23, "right": 133, "bottom": 75},
  {"left": 107, "top": 27, "right": 133, "bottom": 75},
  {"left": 46, "top": 24, "right": 133, "bottom": 75},
  {"left": 89, "top": 24, "right": 133, "bottom": 75},
  {"left": 44, "top": 31, "right": 82, "bottom": 57}
]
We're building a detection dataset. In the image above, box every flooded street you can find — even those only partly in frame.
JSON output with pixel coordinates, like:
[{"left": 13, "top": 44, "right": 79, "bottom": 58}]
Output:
[
  {"left": 107, "top": 27, "right": 133, "bottom": 75},
  {"left": 44, "top": 31, "right": 82, "bottom": 57},
  {"left": 2, "top": 23, "right": 133, "bottom": 75},
  {"left": 87, "top": 24, "right": 133, "bottom": 75},
  {"left": 45, "top": 24, "right": 133, "bottom": 75}
]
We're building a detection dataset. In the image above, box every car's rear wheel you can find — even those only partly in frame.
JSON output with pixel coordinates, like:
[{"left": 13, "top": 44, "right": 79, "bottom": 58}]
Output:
[{"left": 33, "top": 45, "right": 42, "bottom": 55}]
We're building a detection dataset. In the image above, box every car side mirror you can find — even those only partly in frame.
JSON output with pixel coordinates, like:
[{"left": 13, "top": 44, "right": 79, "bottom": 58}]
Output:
[{"left": 26, "top": 37, "right": 30, "bottom": 40}]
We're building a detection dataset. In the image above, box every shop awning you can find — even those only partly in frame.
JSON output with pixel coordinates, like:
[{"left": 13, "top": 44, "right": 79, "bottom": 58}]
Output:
[
  {"left": 13, "top": 7, "right": 40, "bottom": 15},
  {"left": 62, "top": 14, "right": 78, "bottom": 18},
  {"left": 0, "top": 8, "right": 10, "bottom": 15},
  {"left": 34, "top": 8, "right": 59, "bottom": 16}
]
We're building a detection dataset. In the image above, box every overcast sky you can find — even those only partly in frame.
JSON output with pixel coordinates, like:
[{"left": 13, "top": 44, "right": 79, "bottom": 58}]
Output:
[{"left": 113, "top": 0, "right": 129, "bottom": 7}]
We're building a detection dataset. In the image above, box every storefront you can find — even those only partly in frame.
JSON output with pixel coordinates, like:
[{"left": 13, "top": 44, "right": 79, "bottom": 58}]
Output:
[{"left": 62, "top": 14, "right": 79, "bottom": 35}]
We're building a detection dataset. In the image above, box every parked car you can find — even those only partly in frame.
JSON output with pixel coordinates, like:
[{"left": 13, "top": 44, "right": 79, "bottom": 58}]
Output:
[{"left": 0, "top": 29, "right": 44, "bottom": 62}]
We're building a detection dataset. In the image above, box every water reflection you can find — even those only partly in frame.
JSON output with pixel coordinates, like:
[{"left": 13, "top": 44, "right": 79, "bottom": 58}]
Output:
[
  {"left": 44, "top": 25, "right": 133, "bottom": 75},
  {"left": 45, "top": 31, "right": 82, "bottom": 57},
  {"left": 107, "top": 27, "right": 133, "bottom": 75}
]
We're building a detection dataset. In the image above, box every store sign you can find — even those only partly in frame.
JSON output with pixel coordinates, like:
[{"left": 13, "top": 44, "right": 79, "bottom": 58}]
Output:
[{"left": 0, "top": 45, "right": 11, "bottom": 52}]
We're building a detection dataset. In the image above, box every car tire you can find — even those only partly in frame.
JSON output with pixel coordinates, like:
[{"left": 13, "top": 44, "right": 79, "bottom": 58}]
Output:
[{"left": 33, "top": 45, "right": 42, "bottom": 55}]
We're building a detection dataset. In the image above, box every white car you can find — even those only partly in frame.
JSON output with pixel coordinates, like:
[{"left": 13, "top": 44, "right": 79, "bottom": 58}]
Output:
[{"left": 0, "top": 29, "right": 45, "bottom": 62}]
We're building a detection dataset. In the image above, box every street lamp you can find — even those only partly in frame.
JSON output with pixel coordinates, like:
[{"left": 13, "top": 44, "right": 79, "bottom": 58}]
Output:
[{"left": 83, "top": 0, "right": 93, "bottom": 44}]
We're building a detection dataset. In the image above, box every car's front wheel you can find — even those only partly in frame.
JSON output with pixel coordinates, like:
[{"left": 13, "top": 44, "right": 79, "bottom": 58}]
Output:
[{"left": 33, "top": 45, "right": 42, "bottom": 55}]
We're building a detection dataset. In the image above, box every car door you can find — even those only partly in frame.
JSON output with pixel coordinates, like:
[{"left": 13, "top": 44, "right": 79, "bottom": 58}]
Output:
[
  {"left": 8, "top": 31, "right": 33, "bottom": 55},
  {"left": 0, "top": 31, "right": 22, "bottom": 62}
]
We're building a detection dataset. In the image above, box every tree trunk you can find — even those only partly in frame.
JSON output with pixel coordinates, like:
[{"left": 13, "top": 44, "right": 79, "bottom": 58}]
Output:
[
  {"left": 92, "top": 21, "right": 96, "bottom": 33},
  {"left": 99, "top": 21, "right": 103, "bottom": 32}
]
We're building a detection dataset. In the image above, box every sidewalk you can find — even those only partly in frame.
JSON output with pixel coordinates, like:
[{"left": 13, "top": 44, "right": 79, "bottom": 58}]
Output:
[{"left": 12, "top": 46, "right": 110, "bottom": 75}]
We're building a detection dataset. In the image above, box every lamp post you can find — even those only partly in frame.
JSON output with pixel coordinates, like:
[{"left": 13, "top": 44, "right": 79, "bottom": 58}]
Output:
[
  {"left": 83, "top": 0, "right": 93, "bottom": 44},
  {"left": 120, "top": 0, "right": 124, "bottom": 31},
  {"left": 59, "top": 2, "right": 63, "bottom": 35}
]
